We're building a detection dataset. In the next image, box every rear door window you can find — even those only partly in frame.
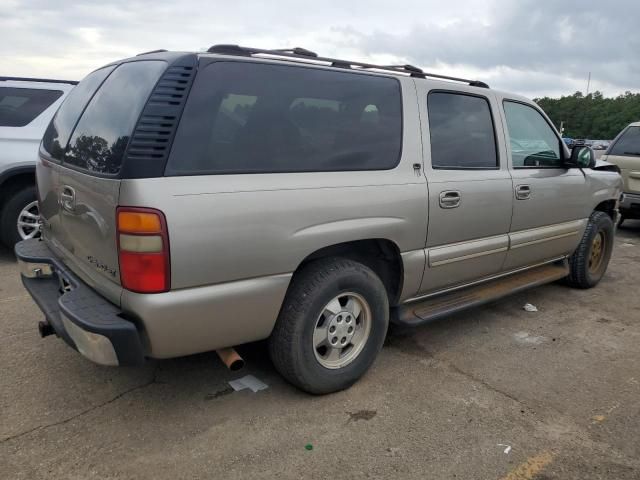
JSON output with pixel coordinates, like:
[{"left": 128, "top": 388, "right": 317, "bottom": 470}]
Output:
[
  {"left": 0, "top": 87, "right": 63, "bottom": 127},
  {"left": 427, "top": 92, "right": 498, "bottom": 169},
  {"left": 63, "top": 61, "right": 166, "bottom": 175},
  {"left": 42, "top": 66, "right": 115, "bottom": 160},
  {"left": 166, "top": 61, "right": 403, "bottom": 175},
  {"left": 609, "top": 126, "right": 640, "bottom": 156}
]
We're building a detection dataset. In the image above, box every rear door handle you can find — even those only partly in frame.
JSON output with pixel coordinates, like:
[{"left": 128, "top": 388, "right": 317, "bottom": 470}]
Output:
[
  {"left": 515, "top": 184, "right": 531, "bottom": 200},
  {"left": 60, "top": 185, "right": 76, "bottom": 211},
  {"left": 439, "top": 190, "right": 461, "bottom": 209}
]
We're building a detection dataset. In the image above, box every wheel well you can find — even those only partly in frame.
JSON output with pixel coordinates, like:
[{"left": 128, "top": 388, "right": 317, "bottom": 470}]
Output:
[
  {"left": 0, "top": 171, "right": 35, "bottom": 207},
  {"left": 594, "top": 200, "right": 616, "bottom": 220},
  {"left": 299, "top": 239, "right": 404, "bottom": 306}
]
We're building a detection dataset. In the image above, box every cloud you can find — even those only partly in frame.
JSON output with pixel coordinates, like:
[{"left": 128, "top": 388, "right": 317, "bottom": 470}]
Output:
[{"left": 0, "top": 0, "right": 638, "bottom": 97}]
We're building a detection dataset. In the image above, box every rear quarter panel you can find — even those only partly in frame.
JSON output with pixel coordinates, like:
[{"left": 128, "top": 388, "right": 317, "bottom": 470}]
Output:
[{"left": 121, "top": 170, "right": 427, "bottom": 289}]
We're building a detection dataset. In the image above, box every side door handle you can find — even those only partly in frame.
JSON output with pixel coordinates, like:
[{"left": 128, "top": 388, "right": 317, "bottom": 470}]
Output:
[
  {"left": 439, "top": 190, "right": 461, "bottom": 209},
  {"left": 515, "top": 184, "right": 531, "bottom": 200},
  {"left": 60, "top": 185, "right": 76, "bottom": 212}
]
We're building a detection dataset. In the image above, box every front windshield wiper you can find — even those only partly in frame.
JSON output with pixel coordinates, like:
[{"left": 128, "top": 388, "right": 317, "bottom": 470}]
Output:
[{"left": 623, "top": 151, "right": 640, "bottom": 155}]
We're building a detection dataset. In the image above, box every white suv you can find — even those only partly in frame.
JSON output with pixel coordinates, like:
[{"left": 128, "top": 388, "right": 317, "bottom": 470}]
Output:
[{"left": 0, "top": 77, "right": 76, "bottom": 248}]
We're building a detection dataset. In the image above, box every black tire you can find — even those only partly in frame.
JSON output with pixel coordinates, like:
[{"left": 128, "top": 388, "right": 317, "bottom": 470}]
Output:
[
  {"left": 269, "top": 257, "right": 389, "bottom": 394},
  {"left": 0, "top": 185, "right": 38, "bottom": 249},
  {"left": 566, "top": 211, "right": 614, "bottom": 289}
]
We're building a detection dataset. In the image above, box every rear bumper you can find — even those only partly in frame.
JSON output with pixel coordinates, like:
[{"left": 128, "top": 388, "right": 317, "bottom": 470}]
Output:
[
  {"left": 620, "top": 192, "right": 640, "bottom": 218},
  {"left": 15, "top": 239, "right": 145, "bottom": 366}
]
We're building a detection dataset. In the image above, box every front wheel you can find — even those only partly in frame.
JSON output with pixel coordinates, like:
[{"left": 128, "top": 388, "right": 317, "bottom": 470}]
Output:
[
  {"left": 566, "top": 211, "right": 614, "bottom": 289},
  {"left": 269, "top": 257, "right": 389, "bottom": 394}
]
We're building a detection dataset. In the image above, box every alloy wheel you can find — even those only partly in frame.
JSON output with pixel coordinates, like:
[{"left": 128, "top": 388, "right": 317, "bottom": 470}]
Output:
[{"left": 312, "top": 292, "right": 372, "bottom": 369}]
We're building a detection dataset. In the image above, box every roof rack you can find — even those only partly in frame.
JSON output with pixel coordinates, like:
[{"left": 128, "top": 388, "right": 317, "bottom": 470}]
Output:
[
  {"left": 205, "top": 44, "right": 489, "bottom": 89},
  {"left": 0, "top": 76, "right": 78, "bottom": 85}
]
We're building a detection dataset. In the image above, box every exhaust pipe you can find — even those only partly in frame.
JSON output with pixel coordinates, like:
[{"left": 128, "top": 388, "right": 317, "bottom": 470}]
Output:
[
  {"left": 216, "top": 347, "right": 245, "bottom": 371},
  {"left": 38, "top": 321, "right": 55, "bottom": 338}
]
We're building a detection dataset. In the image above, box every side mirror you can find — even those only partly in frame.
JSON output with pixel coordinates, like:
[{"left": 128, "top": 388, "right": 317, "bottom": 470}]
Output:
[{"left": 566, "top": 145, "right": 596, "bottom": 169}]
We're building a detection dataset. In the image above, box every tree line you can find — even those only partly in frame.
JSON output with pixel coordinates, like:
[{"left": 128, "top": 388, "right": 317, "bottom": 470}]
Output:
[{"left": 535, "top": 91, "right": 640, "bottom": 140}]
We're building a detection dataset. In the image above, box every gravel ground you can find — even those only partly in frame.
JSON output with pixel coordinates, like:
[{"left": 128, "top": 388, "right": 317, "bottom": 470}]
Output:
[{"left": 1, "top": 221, "right": 639, "bottom": 479}]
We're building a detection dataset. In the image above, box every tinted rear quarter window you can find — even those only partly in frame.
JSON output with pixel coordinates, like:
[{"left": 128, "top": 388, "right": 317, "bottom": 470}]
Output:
[
  {"left": 427, "top": 92, "right": 498, "bottom": 169},
  {"left": 0, "top": 87, "right": 63, "bottom": 127},
  {"left": 609, "top": 126, "right": 640, "bottom": 156},
  {"left": 64, "top": 61, "right": 166, "bottom": 175},
  {"left": 42, "top": 66, "right": 114, "bottom": 160},
  {"left": 166, "top": 61, "right": 403, "bottom": 175}
]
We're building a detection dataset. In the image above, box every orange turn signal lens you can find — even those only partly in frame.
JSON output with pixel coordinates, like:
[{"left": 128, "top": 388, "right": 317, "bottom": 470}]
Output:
[
  {"left": 116, "top": 207, "right": 170, "bottom": 293},
  {"left": 118, "top": 211, "right": 162, "bottom": 234}
]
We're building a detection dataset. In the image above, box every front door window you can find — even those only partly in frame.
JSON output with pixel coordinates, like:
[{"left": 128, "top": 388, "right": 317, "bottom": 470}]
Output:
[{"left": 503, "top": 101, "right": 562, "bottom": 168}]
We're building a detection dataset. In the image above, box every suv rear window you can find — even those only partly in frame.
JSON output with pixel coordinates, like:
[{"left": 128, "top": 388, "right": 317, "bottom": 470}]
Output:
[
  {"left": 42, "top": 66, "right": 115, "bottom": 160},
  {"left": 166, "top": 61, "right": 402, "bottom": 175},
  {"left": 609, "top": 126, "right": 640, "bottom": 156},
  {"left": 0, "top": 87, "right": 63, "bottom": 127},
  {"left": 63, "top": 61, "right": 166, "bottom": 175}
]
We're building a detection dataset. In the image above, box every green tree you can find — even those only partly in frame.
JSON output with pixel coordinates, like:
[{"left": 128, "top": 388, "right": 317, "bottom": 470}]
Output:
[{"left": 535, "top": 91, "right": 640, "bottom": 139}]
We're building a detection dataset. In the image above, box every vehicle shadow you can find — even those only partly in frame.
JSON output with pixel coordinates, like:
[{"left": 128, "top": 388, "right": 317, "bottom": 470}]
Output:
[
  {"left": 618, "top": 218, "right": 640, "bottom": 236},
  {"left": 0, "top": 244, "right": 15, "bottom": 265}
]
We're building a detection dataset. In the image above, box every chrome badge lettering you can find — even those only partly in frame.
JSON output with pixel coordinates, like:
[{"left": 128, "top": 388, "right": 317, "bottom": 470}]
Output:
[{"left": 87, "top": 256, "right": 117, "bottom": 278}]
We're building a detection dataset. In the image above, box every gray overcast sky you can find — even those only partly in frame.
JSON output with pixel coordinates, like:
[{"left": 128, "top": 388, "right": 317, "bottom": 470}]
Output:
[{"left": 1, "top": 0, "right": 638, "bottom": 98}]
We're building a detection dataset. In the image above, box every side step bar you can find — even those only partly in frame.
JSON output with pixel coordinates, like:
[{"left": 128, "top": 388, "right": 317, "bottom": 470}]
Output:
[{"left": 394, "top": 262, "right": 569, "bottom": 327}]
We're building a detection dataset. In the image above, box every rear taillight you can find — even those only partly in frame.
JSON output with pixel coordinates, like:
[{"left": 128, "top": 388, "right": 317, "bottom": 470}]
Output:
[{"left": 117, "top": 207, "right": 170, "bottom": 293}]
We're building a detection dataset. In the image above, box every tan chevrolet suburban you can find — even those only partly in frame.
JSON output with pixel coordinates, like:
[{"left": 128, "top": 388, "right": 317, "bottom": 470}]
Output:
[
  {"left": 601, "top": 121, "right": 640, "bottom": 225},
  {"left": 16, "top": 45, "right": 622, "bottom": 394}
]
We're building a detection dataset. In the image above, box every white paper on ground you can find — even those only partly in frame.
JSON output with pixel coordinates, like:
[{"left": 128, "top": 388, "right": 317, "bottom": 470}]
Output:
[
  {"left": 228, "top": 375, "right": 269, "bottom": 393},
  {"left": 498, "top": 444, "right": 512, "bottom": 454},
  {"left": 523, "top": 303, "right": 538, "bottom": 312}
]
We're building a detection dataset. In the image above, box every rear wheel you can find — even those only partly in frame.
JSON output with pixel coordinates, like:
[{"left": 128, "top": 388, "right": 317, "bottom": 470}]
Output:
[
  {"left": 269, "top": 257, "right": 389, "bottom": 394},
  {"left": 0, "top": 186, "right": 40, "bottom": 249},
  {"left": 566, "top": 211, "right": 614, "bottom": 289}
]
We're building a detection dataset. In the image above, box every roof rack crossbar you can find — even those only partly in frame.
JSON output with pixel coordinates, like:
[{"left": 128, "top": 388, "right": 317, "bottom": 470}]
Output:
[
  {"left": 271, "top": 47, "right": 318, "bottom": 58},
  {"left": 205, "top": 44, "right": 489, "bottom": 88},
  {"left": 136, "top": 49, "right": 168, "bottom": 56},
  {"left": 383, "top": 64, "right": 424, "bottom": 74},
  {"left": 0, "top": 76, "right": 78, "bottom": 85}
]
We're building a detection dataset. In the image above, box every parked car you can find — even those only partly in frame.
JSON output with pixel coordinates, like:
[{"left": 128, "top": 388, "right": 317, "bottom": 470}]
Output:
[
  {"left": 592, "top": 141, "right": 609, "bottom": 150},
  {"left": 563, "top": 137, "right": 575, "bottom": 148},
  {"left": 602, "top": 122, "right": 640, "bottom": 225},
  {"left": 0, "top": 77, "right": 76, "bottom": 248},
  {"left": 16, "top": 46, "right": 622, "bottom": 394}
]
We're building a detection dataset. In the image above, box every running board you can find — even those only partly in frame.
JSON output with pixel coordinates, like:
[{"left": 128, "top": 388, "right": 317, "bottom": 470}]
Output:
[{"left": 394, "top": 262, "right": 569, "bottom": 327}]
